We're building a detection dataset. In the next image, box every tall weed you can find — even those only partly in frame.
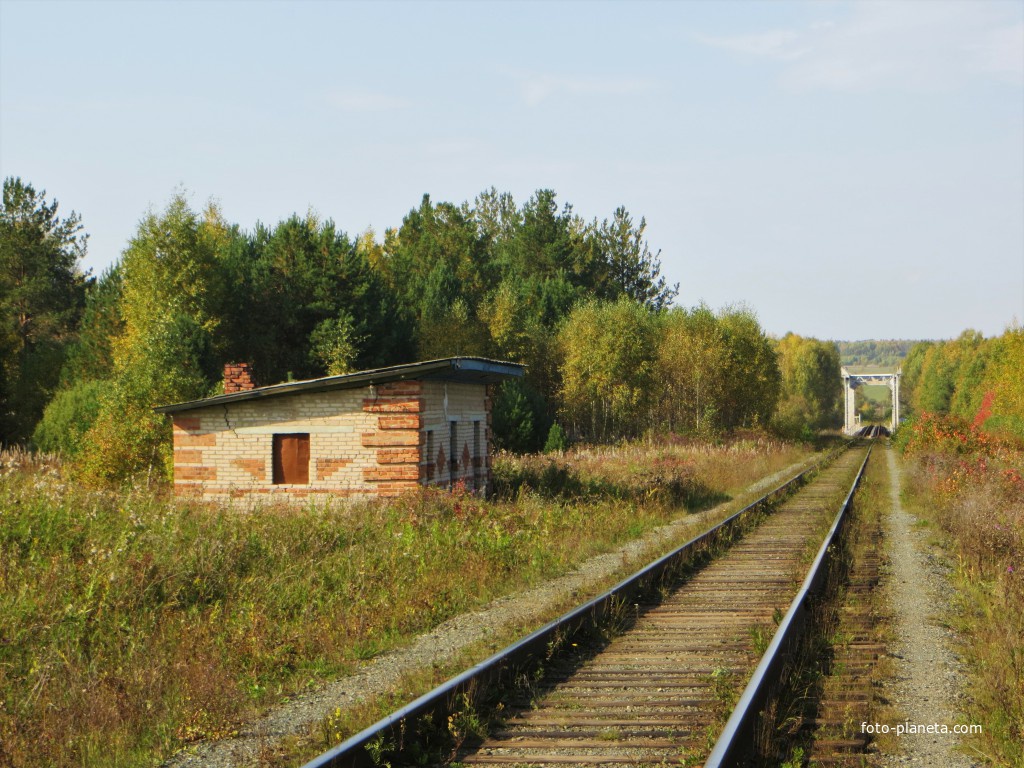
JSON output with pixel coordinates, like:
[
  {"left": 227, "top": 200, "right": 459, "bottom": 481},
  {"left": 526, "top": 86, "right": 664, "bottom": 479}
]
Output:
[{"left": 898, "top": 417, "right": 1024, "bottom": 765}]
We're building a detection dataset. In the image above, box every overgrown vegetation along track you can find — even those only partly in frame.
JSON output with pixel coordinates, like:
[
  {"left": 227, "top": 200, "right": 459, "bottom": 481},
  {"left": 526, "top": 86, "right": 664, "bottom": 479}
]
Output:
[
  {"left": 800, "top": 453, "right": 888, "bottom": 768},
  {"left": 440, "top": 448, "right": 871, "bottom": 768}
]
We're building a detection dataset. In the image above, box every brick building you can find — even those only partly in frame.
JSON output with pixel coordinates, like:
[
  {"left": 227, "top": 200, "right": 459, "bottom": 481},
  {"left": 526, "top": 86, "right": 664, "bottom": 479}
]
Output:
[{"left": 154, "top": 357, "right": 524, "bottom": 503}]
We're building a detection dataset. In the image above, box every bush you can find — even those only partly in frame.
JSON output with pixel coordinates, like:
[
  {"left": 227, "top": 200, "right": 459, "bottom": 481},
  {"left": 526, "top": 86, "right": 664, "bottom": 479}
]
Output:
[
  {"left": 492, "top": 379, "right": 550, "bottom": 453},
  {"left": 31, "top": 380, "right": 105, "bottom": 456},
  {"left": 76, "top": 395, "right": 173, "bottom": 485},
  {"left": 543, "top": 422, "right": 569, "bottom": 453}
]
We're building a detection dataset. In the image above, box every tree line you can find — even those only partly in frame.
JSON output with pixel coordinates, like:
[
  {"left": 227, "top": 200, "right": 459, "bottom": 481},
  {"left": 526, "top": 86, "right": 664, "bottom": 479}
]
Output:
[
  {"left": 837, "top": 339, "right": 924, "bottom": 369},
  {"left": 901, "top": 328, "right": 1024, "bottom": 439},
  {"left": 2, "top": 177, "right": 844, "bottom": 482}
]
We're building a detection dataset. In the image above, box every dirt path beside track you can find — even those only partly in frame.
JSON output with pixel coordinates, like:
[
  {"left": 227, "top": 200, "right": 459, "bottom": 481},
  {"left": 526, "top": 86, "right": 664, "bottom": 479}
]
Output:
[{"left": 878, "top": 447, "right": 980, "bottom": 767}]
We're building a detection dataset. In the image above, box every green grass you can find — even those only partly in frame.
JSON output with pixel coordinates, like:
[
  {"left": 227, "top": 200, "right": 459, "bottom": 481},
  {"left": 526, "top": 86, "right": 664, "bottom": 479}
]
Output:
[
  {"left": 858, "top": 384, "right": 892, "bottom": 405},
  {"left": 0, "top": 437, "right": 808, "bottom": 768}
]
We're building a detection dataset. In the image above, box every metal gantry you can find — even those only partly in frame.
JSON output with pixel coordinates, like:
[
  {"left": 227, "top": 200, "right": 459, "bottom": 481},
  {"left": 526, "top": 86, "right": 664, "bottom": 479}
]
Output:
[{"left": 841, "top": 367, "right": 901, "bottom": 435}]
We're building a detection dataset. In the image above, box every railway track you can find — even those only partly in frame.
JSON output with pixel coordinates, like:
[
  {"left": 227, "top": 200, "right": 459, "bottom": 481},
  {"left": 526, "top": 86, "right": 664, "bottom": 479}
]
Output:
[
  {"left": 454, "top": 448, "right": 868, "bottom": 767},
  {"left": 304, "top": 445, "right": 874, "bottom": 768},
  {"left": 801, "top": 451, "right": 887, "bottom": 768}
]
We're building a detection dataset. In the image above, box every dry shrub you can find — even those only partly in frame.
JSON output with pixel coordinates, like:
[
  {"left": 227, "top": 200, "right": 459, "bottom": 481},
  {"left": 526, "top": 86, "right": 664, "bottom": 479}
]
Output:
[{"left": 494, "top": 432, "right": 802, "bottom": 507}]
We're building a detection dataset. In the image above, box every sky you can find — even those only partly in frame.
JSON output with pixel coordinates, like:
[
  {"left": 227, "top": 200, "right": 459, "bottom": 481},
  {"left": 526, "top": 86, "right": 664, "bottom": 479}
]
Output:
[{"left": 1, "top": 0, "right": 1022, "bottom": 341}]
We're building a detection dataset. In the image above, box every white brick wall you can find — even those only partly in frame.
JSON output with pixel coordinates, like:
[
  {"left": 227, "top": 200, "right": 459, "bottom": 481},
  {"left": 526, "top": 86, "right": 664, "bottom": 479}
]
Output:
[
  {"left": 420, "top": 381, "right": 488, "bottom": 491},
  {"left": 173, "top": 388, "right": 378, "bottom": 503},
  {"left": 172, "top": 378, "right": 493, "bottom": 504}
]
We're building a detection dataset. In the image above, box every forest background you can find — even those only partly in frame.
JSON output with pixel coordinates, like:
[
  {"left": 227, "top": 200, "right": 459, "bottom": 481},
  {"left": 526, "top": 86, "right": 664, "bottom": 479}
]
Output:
[{"left": 3, "top": 176, "right": 1022, "bottom": 484}]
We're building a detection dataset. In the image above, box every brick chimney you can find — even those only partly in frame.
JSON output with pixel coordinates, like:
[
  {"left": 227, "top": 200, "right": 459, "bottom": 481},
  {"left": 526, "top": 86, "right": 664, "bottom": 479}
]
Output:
[{"left": 223, "top": 362, "right": 256, "bottom": 394}]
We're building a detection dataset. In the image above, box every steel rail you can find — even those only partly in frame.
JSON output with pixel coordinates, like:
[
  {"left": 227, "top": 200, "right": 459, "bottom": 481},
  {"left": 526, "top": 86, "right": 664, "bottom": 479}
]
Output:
[
  {"left": 703, "top": 444, "right": 872, "bottom": 768},
  {"left": 299, "top": 451, "right": 842, "bottom": 768}
]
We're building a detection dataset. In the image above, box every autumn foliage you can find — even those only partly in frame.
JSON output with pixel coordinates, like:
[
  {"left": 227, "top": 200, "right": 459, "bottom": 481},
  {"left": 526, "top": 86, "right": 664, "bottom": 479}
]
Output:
[
  {"left": 897, "top": 332, "right": 1024, "bottom": 764},
  {"left": 902, "top": 326, "right": 1024, "bottom": 441}
]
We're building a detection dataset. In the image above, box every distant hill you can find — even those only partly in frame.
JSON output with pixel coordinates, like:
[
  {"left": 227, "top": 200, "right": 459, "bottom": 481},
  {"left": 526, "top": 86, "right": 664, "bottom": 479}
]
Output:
[{"left": 836, "top": 340, "right": 928, "bottom": 369}]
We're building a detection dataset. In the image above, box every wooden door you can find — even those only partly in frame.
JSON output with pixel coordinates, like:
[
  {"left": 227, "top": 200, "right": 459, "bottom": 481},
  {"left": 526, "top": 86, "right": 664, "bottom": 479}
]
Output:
[{"left": 273, "top": 434, "right": 310, "bottom": 484}]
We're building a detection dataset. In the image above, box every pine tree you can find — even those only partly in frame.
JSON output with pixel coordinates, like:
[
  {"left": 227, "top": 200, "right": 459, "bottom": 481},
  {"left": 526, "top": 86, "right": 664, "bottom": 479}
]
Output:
[{"left": 0, "top": 177, "right": 89, "bottom": 443}]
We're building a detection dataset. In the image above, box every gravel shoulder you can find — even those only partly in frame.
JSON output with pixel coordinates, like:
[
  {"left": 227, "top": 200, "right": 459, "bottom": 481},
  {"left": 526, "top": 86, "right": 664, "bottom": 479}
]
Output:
[
  {"left": 879, "top": 446, "right": 980, "bottom": 767},
  {"left": 164, "top": 455, "right": 820, "bottom": 768}
]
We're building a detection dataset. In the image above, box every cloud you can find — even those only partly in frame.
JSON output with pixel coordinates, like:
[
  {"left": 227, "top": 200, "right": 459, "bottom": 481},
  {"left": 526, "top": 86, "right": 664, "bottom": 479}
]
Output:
[
  {"left": 326, "top": 88, "right": 407, "bottom": 112},
  {"left": 516, "top": 73, "right": 658, "bottom": 107},
  {"left": 698, "top": 1, "right": 1023, "bottom": 92},
  {"left": 699, "top": 29, "right": 809, "bottom": 61}
]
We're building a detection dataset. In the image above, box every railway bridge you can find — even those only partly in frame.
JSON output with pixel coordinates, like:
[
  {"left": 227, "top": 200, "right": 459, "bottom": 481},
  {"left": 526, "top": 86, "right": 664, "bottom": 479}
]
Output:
[{"left": 842, "top": 366, "right": 901, "bottom": 435}]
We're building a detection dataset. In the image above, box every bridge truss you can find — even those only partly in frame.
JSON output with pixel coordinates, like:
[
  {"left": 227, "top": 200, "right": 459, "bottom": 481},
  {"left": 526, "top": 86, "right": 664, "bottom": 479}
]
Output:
[{"left": 841, "top": 367, "right": 901, "bottom": 435}]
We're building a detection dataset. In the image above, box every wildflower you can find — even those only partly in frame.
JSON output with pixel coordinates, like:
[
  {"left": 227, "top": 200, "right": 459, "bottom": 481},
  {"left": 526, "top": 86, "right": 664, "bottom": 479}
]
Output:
[{"left": 1008, "top": 565, "right": 1016, "bottom": 574}]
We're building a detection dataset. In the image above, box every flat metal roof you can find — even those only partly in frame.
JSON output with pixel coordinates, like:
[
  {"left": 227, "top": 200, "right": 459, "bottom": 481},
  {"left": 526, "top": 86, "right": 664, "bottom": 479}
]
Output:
[{"left": 154, "top": 357, "right": 524, "bottom": 414}]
